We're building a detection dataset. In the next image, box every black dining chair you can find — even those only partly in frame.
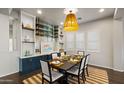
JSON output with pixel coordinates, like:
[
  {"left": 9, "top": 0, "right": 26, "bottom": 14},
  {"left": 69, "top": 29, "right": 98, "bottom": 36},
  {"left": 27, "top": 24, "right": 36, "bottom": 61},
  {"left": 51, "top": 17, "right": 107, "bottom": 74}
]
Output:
[
  {"left": 66, "top": 56, "right": 87, "bottom": 84},
  {"left": 40, "top": 60, "right": 63, "bottom": 84},
  {"left": 60, "top": 52, "right": 65, "bottom": 56},
  {"left": 51, "top": 53, "right": 59, "bottom": 59},
  {"left": 72, "top": 54, "right": 90, "bottom": 81},
  {"left": 77, "top": 51, "right": 85, "bottom": 56},
  {"left": 59, "top": 49, "right": 64, "bottom": 52},
  {"left": 84, "top": 54, "right": 90, "bottom": 77}
]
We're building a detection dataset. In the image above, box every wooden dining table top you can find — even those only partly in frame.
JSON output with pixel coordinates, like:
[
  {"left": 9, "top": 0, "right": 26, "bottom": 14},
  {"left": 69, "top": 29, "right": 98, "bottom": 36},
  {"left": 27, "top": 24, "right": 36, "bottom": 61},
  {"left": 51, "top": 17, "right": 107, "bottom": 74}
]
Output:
[
  {"left": 49, "top": 55, "right": 83, "bottom": 71},
  {"left": 50, "top": 60, "right": 77, "bottom": 71}
]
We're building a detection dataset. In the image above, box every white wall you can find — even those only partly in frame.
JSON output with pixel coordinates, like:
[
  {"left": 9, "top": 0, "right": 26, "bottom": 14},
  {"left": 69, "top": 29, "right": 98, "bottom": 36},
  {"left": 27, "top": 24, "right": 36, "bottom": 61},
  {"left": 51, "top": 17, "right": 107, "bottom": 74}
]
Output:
[
  {"left": 64, "top": 17, "right": 114, "bottom": 69},
  {"left": 113, "top": 20, "right": 124, "bottom": 71},
  {"left": 113, "top": 8, "right": 124, "bottom": 71},
  {"left": 0, "top": 13, "right": 19, "bottom": 77},
  {"left": 65, "top": 16, "right": 124, "bottom": 71},
  {"left": 78, "top": 17, "right": 114, "bottom": 69}
]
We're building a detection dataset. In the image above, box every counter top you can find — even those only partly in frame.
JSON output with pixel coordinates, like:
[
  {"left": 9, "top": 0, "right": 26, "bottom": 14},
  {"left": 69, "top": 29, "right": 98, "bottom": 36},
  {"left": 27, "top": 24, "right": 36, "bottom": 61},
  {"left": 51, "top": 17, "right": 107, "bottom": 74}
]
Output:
[{"left": 20, "top": 51, "right": 59, "bottom": 59}]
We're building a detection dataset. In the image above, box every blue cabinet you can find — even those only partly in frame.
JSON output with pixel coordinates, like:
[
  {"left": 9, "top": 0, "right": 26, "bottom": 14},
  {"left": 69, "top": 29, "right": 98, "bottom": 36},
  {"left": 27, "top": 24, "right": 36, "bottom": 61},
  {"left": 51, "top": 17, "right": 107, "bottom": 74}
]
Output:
[
  {"left": 20, "top": 58, "right": 32, "bottom": 74},
  {"left": 32, "top": 57, "right": 41, "bottom": 71},
  {"left": 19, "top": 55, "right": 50, "bottom": 75},
  {"left": 42, "top": 55, "right": 48, "bottom": 61}
]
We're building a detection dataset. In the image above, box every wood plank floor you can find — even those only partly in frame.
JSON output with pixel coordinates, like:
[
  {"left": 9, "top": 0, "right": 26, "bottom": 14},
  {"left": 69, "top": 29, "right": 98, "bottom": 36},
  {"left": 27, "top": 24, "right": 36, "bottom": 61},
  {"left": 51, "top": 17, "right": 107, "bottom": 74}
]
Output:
[
  {"left": 22, "top": 66, "right": 110, "bottom": 84},
  {"left": 0, "top": 65, "right": 124, "bottom": 84},
  {"left": 22, "top": 65, "right": 124, "bottom": 84}
]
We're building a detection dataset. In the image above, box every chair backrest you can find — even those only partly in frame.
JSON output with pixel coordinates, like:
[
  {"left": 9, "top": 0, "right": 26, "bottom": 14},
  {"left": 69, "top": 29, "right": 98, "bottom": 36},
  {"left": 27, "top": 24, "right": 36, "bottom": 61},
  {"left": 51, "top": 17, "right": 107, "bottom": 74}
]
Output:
[
  {"left": 77, "top": 51, "right": 85, "bottom": 56},
  {"left": 59, "top": 49, "right": 64, "bottom": 52},
  {"left": 60, "top": 52, "right": 65, "bottom": 56},
  {"left": 77, "top": 56, "right": 87, "bottom": 75},
  {"left": 40, "top": 60, "right": 51, "bottom": 77},
  {"left": 80, "top": 56, "right": 87, "bottom": 70},
  {"left": 52, "top": 53, "right": 58, "bottom": 59},
  {"left": 85, "top": 54, "right": 90, "bottom": 66}
]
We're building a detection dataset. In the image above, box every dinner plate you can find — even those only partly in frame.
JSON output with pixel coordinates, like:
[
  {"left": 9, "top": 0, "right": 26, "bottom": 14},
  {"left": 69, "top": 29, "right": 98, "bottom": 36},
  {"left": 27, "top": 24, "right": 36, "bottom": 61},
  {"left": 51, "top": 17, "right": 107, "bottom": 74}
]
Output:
[
  {"left": 74, "top": 59, "right": 78, "bottom": 61},
  {"left": 51, "top": 61, "right": 60, "bottom": 64}
]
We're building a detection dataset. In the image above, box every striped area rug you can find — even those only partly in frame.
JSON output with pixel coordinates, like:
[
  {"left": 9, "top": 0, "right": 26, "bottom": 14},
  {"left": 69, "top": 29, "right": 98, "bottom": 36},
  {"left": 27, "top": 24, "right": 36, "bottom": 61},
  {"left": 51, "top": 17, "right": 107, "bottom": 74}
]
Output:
[{"left": 22, "top": 67, "right": 109, "bottom": 84}]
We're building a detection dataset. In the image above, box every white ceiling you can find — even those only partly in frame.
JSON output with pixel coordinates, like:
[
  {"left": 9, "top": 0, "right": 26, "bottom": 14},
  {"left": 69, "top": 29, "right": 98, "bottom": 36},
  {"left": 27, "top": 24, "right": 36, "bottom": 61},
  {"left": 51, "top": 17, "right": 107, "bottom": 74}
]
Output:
[
  {"left": 22, "top": 8, "right": 115, "bottom": 25},
  {"left": 0, "top": 8, "right": 115, "bottom": 25}
]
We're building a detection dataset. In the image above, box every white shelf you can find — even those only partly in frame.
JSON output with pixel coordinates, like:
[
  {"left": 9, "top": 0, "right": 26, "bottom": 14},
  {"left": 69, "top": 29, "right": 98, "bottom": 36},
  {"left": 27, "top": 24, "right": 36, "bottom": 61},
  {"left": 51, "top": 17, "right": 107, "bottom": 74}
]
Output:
[
  {"left": 58, "top": 26, "right": 64, "bottom": 49},
  {"left": 38, "top": 22, "right": 53, "bottom": 29},
  {"left": 21, "top": 11, "right": 36, "bottom": 57}
]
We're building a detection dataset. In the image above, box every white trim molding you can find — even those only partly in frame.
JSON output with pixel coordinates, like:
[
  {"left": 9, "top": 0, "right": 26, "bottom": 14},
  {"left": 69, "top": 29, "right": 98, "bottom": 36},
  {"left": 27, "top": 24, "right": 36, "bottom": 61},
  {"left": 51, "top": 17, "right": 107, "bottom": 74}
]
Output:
[{"left": 89, "top": 63, "right": 124, "bottom": 72}]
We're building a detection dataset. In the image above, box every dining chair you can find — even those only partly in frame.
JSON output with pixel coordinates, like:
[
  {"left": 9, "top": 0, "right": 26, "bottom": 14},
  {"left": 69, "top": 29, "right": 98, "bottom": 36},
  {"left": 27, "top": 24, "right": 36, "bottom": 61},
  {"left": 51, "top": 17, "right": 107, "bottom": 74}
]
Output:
[
  {"left": 59, "top": 49, "right": 64, "bottom": 52},
  {"left": 66, "top": 56, "right": 87, "bottom": 84},
  {"left": 40, "top": 60, "right": 63, "bottom": 84},
  {"left": 84, "top": 54, "right": 90, "bottom": 77},
  {"left": 60, "top": 52, "right": 65, "bottom": 56},
  {"left": 51, "top": 53, "right": 59, "bottom": 59},
  {"left": 77, "top": 51, "right": 85, "bottom": 56}
]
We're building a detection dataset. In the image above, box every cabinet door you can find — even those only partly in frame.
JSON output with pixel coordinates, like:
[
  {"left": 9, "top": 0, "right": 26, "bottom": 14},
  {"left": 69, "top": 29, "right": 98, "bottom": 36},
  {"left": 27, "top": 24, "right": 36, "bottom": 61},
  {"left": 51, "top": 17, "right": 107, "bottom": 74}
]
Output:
[
  {"left": 47, "top": 55, "right": 52, "bottom": 61},
  {"left": 41, "top": 55, "right": 47, "bottom": 61},
  {"left": 22, "top": 58, "right": 32, "bottom": 74},
  {"left": 32, "top": 57, "right": 41, "bottom": 71},
  {"left": 37, "top": 56, "right": 41, "bottom": 69},
  {"left": 39, "top": 56, "right": 43, "bottom": 61}
]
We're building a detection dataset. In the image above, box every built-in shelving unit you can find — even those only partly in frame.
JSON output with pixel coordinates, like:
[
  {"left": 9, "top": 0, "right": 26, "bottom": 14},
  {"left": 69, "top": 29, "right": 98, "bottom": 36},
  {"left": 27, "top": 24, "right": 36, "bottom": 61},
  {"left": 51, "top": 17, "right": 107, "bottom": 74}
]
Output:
[
  {"left": 36, "top": 17, "right": 54, "bottom": 38},
  {"left": 22, "top": 26, "right": 34, "bottom": 31},
  {"left": 58, "top": 26, "right": 64, "bottom": 49},
  {"left": 19, "top": 11, "right": 61, "bottom": 75},
  {"left": 20, "top": 13, "right": 60, "bottom": 57},
  {"left": 21, "top": 11, "right": 36, "bottom": 57},
  {"left": 54, "top": 25, "right": 59, "bottom": 38},
  {"left": 35, "top": 17, "right": 59, "bottom": 54},
  {"left": 22, "top": 41, "right": 35, "bottom": 43}
]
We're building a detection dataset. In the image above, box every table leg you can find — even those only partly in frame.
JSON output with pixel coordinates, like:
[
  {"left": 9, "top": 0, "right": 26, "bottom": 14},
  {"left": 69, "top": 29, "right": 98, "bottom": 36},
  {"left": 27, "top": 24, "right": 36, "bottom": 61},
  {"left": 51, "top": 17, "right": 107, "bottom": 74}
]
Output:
[{"left": 58, "top": 70, "right": 69, "bottom": 84}]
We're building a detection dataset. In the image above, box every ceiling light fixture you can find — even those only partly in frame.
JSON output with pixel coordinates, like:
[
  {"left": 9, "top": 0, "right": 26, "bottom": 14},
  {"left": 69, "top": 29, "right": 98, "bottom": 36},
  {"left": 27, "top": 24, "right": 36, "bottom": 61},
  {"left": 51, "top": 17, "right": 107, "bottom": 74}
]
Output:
[
  {"left": 99, "top": 8, "right": 104, "bottom": 13},
  {"left": 37, "top": 9, "right": 42, "bottom": 14},
  {"left": 64, "top": 9, "right": 79, "bottom": 31},
  {"left": 64, "top": 8, "right": 78, "bottom": 15}
]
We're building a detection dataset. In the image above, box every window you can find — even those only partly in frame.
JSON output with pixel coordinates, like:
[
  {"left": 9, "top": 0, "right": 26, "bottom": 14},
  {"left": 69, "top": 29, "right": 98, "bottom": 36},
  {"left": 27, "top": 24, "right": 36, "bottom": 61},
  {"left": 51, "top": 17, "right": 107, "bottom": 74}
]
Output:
[
  {"left": 9, "top": 9, "right": 18, "bottom": 52},
  {"left": 76, "top": 32, "right": 85, "bottom": 51},
  {"left": 87, "top": 31, "right": 100, "bottom": 52},
  {"left": 9, "top": 18, "right": 18, "bottom": 52},
  {"left": 64, "top": 31, "right": 100, "bottom": 52},
  {"left": 9, "top": 17, "right": 14, "bottom": 52},
  {"left": 65, "top": 32, "right": 75, "bottom": 50}
]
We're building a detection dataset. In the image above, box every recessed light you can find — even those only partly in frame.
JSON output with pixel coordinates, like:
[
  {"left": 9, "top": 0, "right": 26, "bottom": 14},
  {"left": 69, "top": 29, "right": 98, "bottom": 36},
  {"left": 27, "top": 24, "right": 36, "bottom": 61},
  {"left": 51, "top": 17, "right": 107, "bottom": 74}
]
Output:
[
  {"left": 99, "top": 8, "right": 104, "bottom": 13},
  {"left": 60, "top": 22, "right": 63, "bottom": 25},
  {"left": 37, "top": 9, "right": 42, "bottom": 14}
]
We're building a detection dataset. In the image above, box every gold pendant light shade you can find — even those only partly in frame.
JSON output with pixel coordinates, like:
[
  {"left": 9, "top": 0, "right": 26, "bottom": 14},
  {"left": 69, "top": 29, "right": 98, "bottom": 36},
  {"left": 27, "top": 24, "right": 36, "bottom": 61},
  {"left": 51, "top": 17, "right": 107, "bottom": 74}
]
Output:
[{"left": 64, "top": 13, "right": 79, "bottom": 31}]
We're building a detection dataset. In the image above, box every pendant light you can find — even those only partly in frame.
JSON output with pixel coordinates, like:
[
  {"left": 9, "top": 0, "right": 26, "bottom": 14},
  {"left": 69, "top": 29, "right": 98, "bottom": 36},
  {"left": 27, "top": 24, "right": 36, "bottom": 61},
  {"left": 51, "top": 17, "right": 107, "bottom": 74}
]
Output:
[{"left": 64, "top": 10, "right": 79, "bottom": 31}]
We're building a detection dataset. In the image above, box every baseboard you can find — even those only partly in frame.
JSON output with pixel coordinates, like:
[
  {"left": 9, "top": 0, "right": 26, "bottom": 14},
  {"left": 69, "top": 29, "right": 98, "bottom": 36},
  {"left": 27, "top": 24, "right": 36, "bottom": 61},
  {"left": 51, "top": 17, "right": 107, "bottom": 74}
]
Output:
[
  {"left": 113, "top": 68, "right": 124, "bottom": 72},
  {"left": 89, "top": 63, "right": 113, "bottom": 69},
  {"left": 89, "top": 63, "right": 124, "bottom": 72},
  {"left": 0, "top": 71, "right": 19, "bottom": 78}
]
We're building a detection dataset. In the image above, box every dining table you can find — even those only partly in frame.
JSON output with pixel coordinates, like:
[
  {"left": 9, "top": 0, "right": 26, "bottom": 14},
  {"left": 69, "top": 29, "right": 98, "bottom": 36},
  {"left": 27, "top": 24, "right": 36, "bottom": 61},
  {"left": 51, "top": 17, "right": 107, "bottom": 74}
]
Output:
[{"left": 49, "top": 54, "right": 83, "bottom": 83}]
